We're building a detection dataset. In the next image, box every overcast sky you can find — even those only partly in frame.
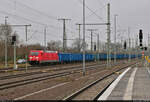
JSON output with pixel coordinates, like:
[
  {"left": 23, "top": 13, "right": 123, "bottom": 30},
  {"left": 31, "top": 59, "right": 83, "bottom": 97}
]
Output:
[{"left": 0, "top": 0, "right": 149, "bottom": 48}]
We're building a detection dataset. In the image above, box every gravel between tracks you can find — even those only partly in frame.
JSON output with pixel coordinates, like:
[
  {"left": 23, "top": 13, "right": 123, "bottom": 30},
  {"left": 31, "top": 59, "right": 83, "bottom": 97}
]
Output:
[
  {"left": 0, "top": 60, "right": 124, "bottom": 86},
  {"left": 0, "top": 60, "right": 139, "bottom": 100},
  {"left": 0, "top": 61, "right": 103, "bottom": 77}
]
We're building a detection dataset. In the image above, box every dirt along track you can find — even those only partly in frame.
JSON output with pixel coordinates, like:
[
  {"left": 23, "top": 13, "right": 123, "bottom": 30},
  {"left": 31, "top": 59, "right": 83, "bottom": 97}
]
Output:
[
  {"left": 0, "top": 59, "right": 128, "bottom": 78},
  {"left": 0, "top": 60, "right": 128, "bottom": 83},
  {"left": 0, "top": 59, "right": 139, "bottom": 100},
  {"left": 0, "top": 60, "right": 127, "bottom": 90},
  {"left": 64, "top": 62, "right": 141, "bottom": 100},
  {"left": 0, "top": 61, "right": 106, "bottom": 73},
  {"left": 0, "top": 61, "right": 106, "bottom": 77},
  {"left": 0, "top": 59, "right": 127, "bottom": 80}
]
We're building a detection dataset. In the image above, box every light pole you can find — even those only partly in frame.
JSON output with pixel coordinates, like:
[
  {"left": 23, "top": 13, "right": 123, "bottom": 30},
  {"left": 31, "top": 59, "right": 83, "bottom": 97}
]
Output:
[
  {"left": 4, "top": 16, "right": 8, "bottom": 68},
  {"left": 97, "top": 34, "right": 100, "bottom": 62},
  {"left": 83, "top": 0, "right": 86, "bottom": 76},
  {"left": 128, "top": 27, "right": 131, "bottom": 63},
  {"left": 58, "top": 18, "right": 71, "bottom": 52},
  {"left": 87, "top": 29, "right": 98, "bottom": 52},
  {"left": 107, "top": 3, "right": 111, "bottom": 68},
  {"left": 76, "top": 24, "right": 81, "bottom": 52},
  {"left": 114, "top": 14, "right": 118, "bottom": 63},
  {"left": 44, "top": 26, "right": 47, "bottom": 51}
]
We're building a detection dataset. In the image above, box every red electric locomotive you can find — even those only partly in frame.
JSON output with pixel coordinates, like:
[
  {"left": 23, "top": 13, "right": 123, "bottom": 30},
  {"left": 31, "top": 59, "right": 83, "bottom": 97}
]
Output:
[{"left": 28, "top": 50, "right": 59, "bottom": 65}]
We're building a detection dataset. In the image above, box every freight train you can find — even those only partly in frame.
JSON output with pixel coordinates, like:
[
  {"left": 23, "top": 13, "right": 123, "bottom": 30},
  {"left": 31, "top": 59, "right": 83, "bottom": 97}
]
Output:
[{"left": 28, "top": 50, "right": 141, "bottom": 65}]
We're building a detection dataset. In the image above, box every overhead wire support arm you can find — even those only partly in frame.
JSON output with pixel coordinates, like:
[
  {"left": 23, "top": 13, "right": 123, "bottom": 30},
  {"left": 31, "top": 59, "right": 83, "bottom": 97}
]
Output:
[
  {"left": 10, "top": 24, "right": 32, "bottom": 27},
  {"left": 76, "top": 23, "right": 109, "bottom": 26},
  {"left": 10, "top": 24, "right": 32, "bottom": 71},
  {"left": 76, "top": 3, "right": 111, "bottom": 68}
]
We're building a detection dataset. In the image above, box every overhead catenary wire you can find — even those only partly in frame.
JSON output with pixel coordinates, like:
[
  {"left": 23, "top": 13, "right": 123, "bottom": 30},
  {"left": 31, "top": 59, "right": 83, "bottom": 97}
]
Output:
[
  {"left": 0, "top": 1, "right": 63, "bottom": 30},
  {"left": 0, "top": 10, "right": 79, "bottom": 37},
  {"left": 86, "top": 3, "right": 107, "bottom": 21},
  {"left": 6, "top": 0, "right": 57, "bottom": 20},
  {"left": 78, "top": 0, "right": 103, "bottom": 21},
  {"left": 0, "top": 11, "right": 77, "bottom": 44},
  {"left": 1, "top": 0, "right": 102, "bottom": 40},
  {"left": 0, "top": 0, "right": 108, "bottom": 47},
  {"left": 9, "top": 25, "right": 62, "bottom": 44},
  {"left": 4, "top": 0, "right": 79, "bottom": 38},
  {"left": 96, "top": 0, "right": 105, "bottom": 7}
]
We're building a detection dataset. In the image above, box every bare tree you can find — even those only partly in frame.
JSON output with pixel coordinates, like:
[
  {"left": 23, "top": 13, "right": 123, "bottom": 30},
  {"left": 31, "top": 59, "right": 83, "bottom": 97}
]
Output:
[
  {"left": 0, "top": 24, "right": 13, "bottom": 61},
  {"left": 71, "top": 38, "right": 81, "bottom": 52},
  {"left": 0, "top": 24, "right": 12, "bottom": 42},
  {"left": 47, "top": 40, "right": 62, "bottom": 51},
  {"left": 71, "top": 38, "right": 88, "bottom": 53}
]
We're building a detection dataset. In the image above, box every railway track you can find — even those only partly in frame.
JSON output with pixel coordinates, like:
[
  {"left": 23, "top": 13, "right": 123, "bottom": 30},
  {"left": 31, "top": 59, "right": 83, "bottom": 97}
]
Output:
[
  {"left": 0, "top": 61, "right": 135, "bottom": 91},
  {"left": 0, "top": 60, "right": 126, "bottom": 80},
  {"left": 0, "top": 59, "right": 130, "bottom": 73},
  {"left": 63, "top": 62, "right": 139, "bottom": 100},
  {"left": 0, "top": 61, "right": 105, "bottom": 73},
  {"left": 0, "top": 62, "right": 106, "bottom": 80}
]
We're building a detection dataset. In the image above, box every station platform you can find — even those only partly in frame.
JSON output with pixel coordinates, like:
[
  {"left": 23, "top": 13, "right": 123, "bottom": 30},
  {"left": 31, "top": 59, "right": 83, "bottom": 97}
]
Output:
[{"left": 98, "top": 63, "right": 150, "bottom": 100}]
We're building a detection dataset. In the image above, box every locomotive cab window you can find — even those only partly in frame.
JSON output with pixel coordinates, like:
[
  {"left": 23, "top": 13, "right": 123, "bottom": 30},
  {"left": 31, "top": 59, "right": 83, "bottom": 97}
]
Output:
[{"left": 31, "top": 52, "right": 39, "bottom": 56}]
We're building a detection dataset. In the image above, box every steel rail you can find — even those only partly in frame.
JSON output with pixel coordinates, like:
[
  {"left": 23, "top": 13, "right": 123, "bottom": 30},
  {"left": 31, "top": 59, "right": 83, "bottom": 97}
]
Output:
[
  {"left": 63, "top": 62, "right": 139, "bottom": 100},
  {"left": 0, "top": 61, "right": 103, "bottom": 73},
  {"left": 0, "top": 62, "right": 106, "bottom": 80},
  {"left": 0, "top": 61, "right": 133, "bottom": 90}
]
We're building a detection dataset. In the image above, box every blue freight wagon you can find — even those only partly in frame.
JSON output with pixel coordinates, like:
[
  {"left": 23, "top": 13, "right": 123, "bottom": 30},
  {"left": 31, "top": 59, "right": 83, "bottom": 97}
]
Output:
[
  {"left": 85, "top": 54, "right": 94, "bottom": 61},
  {"left": 99, "top": 53, "right": 107, "bottom": 60},
  {"left": 58, "top": 53, "right": 71, "bottom": 62},
  {"left": 58, "top": 53, "right": 94, "bottom": 63},
  {"left": 58, "top": 52, "right": 140, "bottom": 63}
]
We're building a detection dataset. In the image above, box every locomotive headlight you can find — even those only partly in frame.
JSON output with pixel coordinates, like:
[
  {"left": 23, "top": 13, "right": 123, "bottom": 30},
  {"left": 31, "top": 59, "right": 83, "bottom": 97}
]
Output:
[
  {"left": 36, "top": 57, "right": 39, "bottom": 59},
  {"left": 29, "top": 57, "right": 32, "bottom": 59}
]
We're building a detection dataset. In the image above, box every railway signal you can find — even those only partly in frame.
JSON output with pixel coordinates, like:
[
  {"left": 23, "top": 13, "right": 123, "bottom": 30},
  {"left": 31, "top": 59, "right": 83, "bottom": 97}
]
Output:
[
  {"left": 139, "top": 29, "right": 143, "bottom": 47},
  {"left": 139, "top": 29, "right": 143, "bottom": 39},
  {"left": 142, "top": 47, "right": 147, "bottom": 50},
  {"left": 94, "top": 44, "right": 96, "bottom": 51},
  {"left": 11, "top": 35, "right": 16, "bottom": 45},
  {"left": 7, "top": 24, "right": 31, "bottom": 71},
  {"left": 124, "top": 41, "right": 127, "bottom": 49},
  {"left": 11, "top": 34, "right": 17, "bottom": 69}
]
